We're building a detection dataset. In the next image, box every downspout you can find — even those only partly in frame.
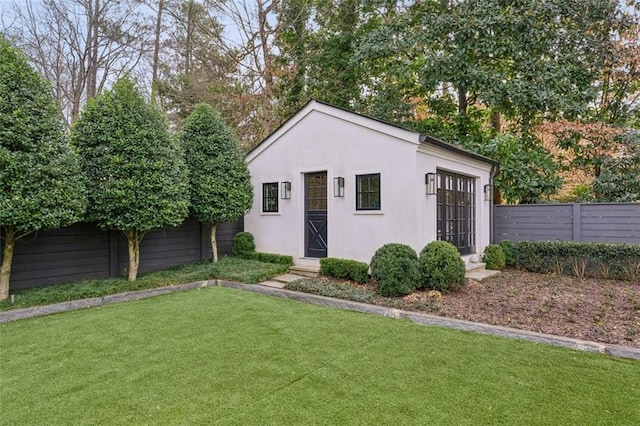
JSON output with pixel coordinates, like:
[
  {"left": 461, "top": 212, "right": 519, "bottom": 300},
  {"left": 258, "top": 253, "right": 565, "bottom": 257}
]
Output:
[{"left": 489, "top": 164, "right": 499, "bottom": 244}]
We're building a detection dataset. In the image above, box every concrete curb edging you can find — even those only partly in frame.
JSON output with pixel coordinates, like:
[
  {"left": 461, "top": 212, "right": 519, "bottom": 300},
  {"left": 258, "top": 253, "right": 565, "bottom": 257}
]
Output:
[
  {"left": 1, "top": 278, "right": 638, "bottom": 360},
  {"left": 0, "top": 280, "right": 217, "bottom": 323},
  {"left": 218, "top": 280, "right": 640, "bottom": 361}
]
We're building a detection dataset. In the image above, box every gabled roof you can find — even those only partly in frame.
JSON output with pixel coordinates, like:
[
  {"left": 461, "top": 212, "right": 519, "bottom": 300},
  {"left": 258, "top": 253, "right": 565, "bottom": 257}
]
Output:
[{"left": 246, "top": 99, "right": 498, "bottom": 166}]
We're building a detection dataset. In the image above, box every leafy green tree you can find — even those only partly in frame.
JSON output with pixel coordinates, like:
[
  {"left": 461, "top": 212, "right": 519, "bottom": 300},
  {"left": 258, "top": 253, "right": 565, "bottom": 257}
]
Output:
[
  {"left": 592, "top": 129, "right": 640, "bottom": 202},
  {"left": 181, "top": 103, "right": 253, "bottom": 262},
  {"left": 71, "top": 76, "right": 189, "bottom": 281},
  {"left": 0, "top": 37, "right": 86, "bottom": 300},
  {"left": 463, "top": 134, "right": 562, "bottom": 204},
  {"left": 357, "top": 0, "right": 619, "bottom": 136}
]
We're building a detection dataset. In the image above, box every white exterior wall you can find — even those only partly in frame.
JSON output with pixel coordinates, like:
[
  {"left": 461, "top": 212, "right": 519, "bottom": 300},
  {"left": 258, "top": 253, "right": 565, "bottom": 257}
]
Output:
[
  {"left": 415, "top": 145, "right": 493, "bottom": 258},
  {"left": 245, "top": 101, "right": 495, "bottom": 266}
]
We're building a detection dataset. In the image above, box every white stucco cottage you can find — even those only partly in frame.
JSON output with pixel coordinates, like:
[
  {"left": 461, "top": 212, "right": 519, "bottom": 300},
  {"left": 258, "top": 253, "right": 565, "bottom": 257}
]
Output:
[{"left": 244, "top": 100, "right": 498, "bottom": 269}]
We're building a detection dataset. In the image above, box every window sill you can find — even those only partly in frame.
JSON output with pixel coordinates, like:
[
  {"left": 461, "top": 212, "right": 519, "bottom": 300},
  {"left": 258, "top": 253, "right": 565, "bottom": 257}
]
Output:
[
  {"left": 353, "top": 210, "right": 384, "bottom": 215},
  {"left": 260, "top": 212, "right": 281, "bottom": 216}
]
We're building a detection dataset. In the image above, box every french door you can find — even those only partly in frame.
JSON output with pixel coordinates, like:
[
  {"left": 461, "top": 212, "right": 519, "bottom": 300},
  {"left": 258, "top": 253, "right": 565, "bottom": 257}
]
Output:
[{"left": 436, "top": 171, "right": 476, "bottom": 255}]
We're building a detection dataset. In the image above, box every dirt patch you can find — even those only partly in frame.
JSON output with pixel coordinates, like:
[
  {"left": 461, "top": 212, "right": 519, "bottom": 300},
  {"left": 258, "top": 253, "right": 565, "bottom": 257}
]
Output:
[{"left": 387, "top": 269, "right": 640, "bottom": 348}]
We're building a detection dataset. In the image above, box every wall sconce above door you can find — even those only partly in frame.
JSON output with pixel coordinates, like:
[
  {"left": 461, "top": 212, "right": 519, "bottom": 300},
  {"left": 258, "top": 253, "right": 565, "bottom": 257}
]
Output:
[
  {"left": 484, "top": 184, "right": 493, "bottom": 201},
  {"left": 333, "top": 177, "right": 345, "bottom": 197},
  {"left": 281, "top": 181, "right": 291, "bottom": 199},
  {"left": 425, "top": 173, "right": 437, "bottom": 195}
]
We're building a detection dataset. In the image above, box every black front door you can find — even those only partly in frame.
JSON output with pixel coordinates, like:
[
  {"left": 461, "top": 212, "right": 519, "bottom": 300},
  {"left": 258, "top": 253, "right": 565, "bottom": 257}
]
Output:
[
  {"left": 305, "top": 172, "right": 327, "bottom": 258},
  {"left": 436, "top": 171, "right": 476, "bottom": 255}
]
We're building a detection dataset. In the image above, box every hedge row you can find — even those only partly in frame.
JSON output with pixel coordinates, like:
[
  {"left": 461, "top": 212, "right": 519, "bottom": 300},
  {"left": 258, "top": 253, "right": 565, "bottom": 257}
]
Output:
[
  {"left": 237, "top": 251, "right": 294, "bottom": 266},
  {"left": 503, "top": 240, "right": 640, "bottom": 281},
  {"left": 320, "top": 258, "right": 369, "bottom": 283}
]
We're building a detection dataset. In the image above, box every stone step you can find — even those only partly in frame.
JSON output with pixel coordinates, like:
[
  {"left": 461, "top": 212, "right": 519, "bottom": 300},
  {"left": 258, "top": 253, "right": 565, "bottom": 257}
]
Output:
[
  {"left": 259, "top": 280, "right": 286, "bottom": 289},
  {"left": 272, "top": 273, "right": 308, "bottom": 284},
  {"left": 465, "top": 266, "right": 500, "bottom": 282},
  {"left": 289, "top": 265, "right": 320, "bottom": 278}
]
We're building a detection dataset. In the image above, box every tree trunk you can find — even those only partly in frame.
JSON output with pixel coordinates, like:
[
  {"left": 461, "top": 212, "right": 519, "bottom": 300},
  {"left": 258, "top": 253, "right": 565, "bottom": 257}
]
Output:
[
  {"left": 87, "top": 0, "right": 100, "bottom": 99},
  {"left": 258, "top": 0, "right": 274, "bottom": 138},
  {"left": 185, "top": 0, "right": 195, "bottom": 75},
  {"left": 125, "top": 229, "right": 144, "bottom": 281},
  {"left": 457, "top": 85, "right": 467, "bottom": 116},
  {"left": 210, "top": 223, "right": 218, "bottom": 263},
  {"left": 151, "top": 0, "right": 164, "bottom": 104},
  {"left": 491, "top": 110, "right": 501, "bottom": 136},
  {"left": 0, "top": 226, "right": 16, "bottom": 301}
]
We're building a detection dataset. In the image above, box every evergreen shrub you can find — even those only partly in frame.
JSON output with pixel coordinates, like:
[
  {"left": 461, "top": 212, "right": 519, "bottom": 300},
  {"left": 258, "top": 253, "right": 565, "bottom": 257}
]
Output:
[
  {"left": 483, "top": 244, "right": 506, "bottom": 270},
  {"left": 498, "top": 240, "right": 517, "bottom": 267},
  {"left": 418, "top": 241, "right": 466, "bottom": 293},
  {"left": 232, "top": 232, "right": 256, "bottom": 256},
  {"left": 320, "top": 258, "right": 369, "bottom": 283},
  {"left": 370, "top": 243, "right": 419, "bottom": 297},
  {"left": 239, "top": 252, "right": 293, "bottom": 266}
]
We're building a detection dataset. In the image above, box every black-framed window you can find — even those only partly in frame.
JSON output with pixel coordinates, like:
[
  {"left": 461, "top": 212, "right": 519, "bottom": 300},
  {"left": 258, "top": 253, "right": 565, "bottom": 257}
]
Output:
[
  {"left": 356, "top": 173, "right": 381, "bottom": 210},
  {"left": 262, "top": 182, "right": 278, "bottom": 212}
]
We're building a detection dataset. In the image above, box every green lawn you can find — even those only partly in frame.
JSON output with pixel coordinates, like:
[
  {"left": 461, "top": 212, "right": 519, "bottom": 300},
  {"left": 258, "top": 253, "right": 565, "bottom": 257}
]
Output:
[{"left": 1, "top": 287, "right": 638, "bottom": 425}]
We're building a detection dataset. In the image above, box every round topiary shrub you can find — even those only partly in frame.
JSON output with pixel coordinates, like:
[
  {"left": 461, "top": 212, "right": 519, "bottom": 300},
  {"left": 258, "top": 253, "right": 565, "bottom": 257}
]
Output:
[
  {"left": 483, "top": 244, "right": 506, "bottom": 270},
  {"left": 498, "top": 240, "right": 517, "bottom": 267},
  {"left": 418, "top": 241, "right": 466, "bottom": 293},
  {"left": 370, "top": 243, "right": 419, "bottom": 297},
  {"left": 232, "top": 232, "right": 256, "bottom": 256}
]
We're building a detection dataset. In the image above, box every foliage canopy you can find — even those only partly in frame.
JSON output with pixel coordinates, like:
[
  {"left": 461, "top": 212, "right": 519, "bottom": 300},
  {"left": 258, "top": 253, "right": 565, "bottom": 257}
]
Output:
[
  {"left": 71, "top": 76, "right": 189, "bottom": 279},
  {"left": 0, "top": 36, "right": 86, "bottom": 299}
]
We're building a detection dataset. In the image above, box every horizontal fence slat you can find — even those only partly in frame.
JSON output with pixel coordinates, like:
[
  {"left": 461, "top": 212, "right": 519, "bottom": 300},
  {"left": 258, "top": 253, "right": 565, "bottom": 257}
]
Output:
[{"left": 494, "top": 203, "right": 640, "bottom": 244}]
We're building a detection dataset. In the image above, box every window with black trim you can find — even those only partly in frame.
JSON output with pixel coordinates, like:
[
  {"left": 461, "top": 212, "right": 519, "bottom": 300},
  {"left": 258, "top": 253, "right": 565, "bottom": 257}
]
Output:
[
  {"left": 262, "top": 182, "right": 278, "bottom": 212},
  {"left": 356, "top": 173, "right": 381, "bottom": 210}
]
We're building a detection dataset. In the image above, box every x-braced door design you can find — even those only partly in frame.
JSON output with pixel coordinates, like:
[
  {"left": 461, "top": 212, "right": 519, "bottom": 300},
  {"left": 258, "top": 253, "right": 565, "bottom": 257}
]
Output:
[{"left": 305, "top": 172, "right": 327, "bottom": 258}]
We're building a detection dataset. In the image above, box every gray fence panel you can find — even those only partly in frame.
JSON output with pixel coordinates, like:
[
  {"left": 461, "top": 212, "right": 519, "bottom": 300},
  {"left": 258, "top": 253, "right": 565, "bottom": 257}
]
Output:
[
  {"left": 2, "top": 218, "right": 244, "bottom": 291},
  {"left": 494, "top": 203, "right": 640, "bottom": 244},
  {"left": 494, "top": 204, "right": 573, "bottom": 242},
  {"left": 580, "top": 204, "right": 640, "bottom": 243}
]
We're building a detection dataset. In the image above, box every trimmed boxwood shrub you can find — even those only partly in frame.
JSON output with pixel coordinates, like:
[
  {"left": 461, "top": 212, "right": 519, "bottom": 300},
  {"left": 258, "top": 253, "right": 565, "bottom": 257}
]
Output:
[
  {"left": 498, "top": 240, "right": 517, "bottom": 267},
  {"left": 232, "top": 232, "right": 256, "bottom": 256},
  {"left": 320, "top": 258, "right": 369, "bottom": 283},
  {"left": 482, "top": 244, "right": 506, "bottom": 270},
  {"left": 238, "top": 251, "right": 293, "bottom": 266},
  {"left": 418, "top": 241, "right": 465, "bottom": 293},
  {"left": 370, "top": 243, "right": 419, "bottom": 297}
]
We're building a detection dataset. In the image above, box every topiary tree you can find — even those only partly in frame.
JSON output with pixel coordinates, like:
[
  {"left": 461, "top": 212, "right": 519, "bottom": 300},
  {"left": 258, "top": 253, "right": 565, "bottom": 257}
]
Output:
[
  {"left": 482, "top": 244, "right": 506, "bottom": 271},
  {"left": 370, "top": 243, "right": 419, "bottom": 297},
  {"left": 71, "top": 76, "right": 189, "bottom": 281},
  {"left": 418, "top": 241, "right": 466, "bottom": 293},
  {"left": 181, "top": 103, "right": 253, "bottom": 262},
  {"left": 0, "top": 37, "right": 86, "bottom": 300}
]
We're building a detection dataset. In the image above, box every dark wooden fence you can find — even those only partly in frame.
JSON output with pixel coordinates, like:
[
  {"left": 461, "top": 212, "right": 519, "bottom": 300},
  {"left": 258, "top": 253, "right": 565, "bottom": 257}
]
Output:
[
  {"left": 494, "top": 203, "right": 640, "bottom": 244},
  {"left": 1, "top": 218, "right": 243, "bottom": 290}
]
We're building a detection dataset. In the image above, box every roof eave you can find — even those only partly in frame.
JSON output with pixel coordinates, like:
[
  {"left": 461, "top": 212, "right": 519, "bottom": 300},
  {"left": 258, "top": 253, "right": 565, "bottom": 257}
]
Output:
[{"left": 419, "top": 134, "right": 499, "bottom": 166}]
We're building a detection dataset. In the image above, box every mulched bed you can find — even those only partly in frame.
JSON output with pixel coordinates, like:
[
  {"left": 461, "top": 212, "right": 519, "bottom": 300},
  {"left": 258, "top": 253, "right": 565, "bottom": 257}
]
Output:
[{"left": 305, "top": 270, "right": 640, "bottom": 348}]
